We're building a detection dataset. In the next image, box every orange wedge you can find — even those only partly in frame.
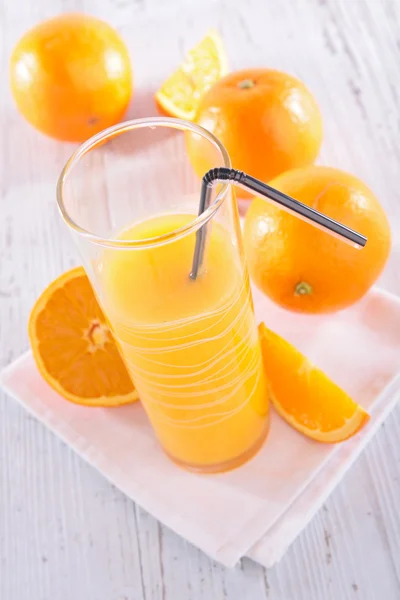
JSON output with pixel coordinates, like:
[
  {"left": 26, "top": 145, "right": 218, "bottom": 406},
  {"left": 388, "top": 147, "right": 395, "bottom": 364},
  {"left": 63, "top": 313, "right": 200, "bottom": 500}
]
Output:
[
  {"left": 29, "top": 266, "right": 138, "bottom": 407},
  {"left": 155, "top": 29, "right": 228, "bottom": 120},
  {"left": 258, "top": 323, "right": 369, "bottom": 442}
]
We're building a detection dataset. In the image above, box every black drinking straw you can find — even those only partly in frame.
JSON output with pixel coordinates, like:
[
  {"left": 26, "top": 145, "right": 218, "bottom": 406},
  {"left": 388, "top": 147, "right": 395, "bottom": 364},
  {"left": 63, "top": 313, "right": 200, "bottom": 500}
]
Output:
[{"left": 190, "top": 168, "right": 367, "bottom": 280}]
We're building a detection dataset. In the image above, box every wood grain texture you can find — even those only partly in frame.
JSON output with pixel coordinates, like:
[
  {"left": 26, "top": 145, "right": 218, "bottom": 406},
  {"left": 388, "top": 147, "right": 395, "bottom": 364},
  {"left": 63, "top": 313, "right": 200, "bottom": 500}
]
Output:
[{"left": 1, "top": 0, "right": 400, "bottom": 598}]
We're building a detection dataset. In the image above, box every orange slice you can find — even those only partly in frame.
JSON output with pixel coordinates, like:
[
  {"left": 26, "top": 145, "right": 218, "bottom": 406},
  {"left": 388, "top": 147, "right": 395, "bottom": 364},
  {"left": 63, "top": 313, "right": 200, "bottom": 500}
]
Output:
[
  {"left": 155, "top": 29, "right": 228, "bottom": 120},
  {"left": 259, "top": 323, "right": 369, "bottom": 442},
  {"left": 29, "top": 266, "right": 138, "bottom": 407}
]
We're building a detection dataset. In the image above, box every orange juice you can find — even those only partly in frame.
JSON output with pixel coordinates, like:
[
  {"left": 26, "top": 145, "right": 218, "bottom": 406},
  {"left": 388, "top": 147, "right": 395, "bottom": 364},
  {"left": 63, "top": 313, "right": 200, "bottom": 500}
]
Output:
[{"left": 99, "top": 213, "right": 269, "bottom": 471}]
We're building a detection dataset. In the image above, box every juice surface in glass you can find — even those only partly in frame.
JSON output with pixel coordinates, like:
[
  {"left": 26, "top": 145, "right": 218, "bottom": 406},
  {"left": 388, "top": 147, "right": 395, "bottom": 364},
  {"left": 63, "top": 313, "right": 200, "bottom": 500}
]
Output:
[{"left": 99, "top": 213, "right": 269, "bottom": 471}]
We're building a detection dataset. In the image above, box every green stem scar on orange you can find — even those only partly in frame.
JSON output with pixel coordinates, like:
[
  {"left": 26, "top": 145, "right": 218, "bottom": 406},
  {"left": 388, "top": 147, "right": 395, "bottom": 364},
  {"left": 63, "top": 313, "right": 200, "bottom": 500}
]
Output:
[
  {"left": 295, "top": 281, "right": 313, "bottom": 296},
  {"left": 237, "top": 79, "right": 256, "bottom": 89}
]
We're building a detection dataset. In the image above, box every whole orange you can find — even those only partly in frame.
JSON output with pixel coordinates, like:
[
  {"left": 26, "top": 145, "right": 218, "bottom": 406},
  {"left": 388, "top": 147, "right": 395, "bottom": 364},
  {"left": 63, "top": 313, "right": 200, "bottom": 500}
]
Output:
[
  {"left": 10, "top": 14, "right": 133, "bottom": 142},
  {"left": 244, "top": 166, "right": 391, "bottom": 313},
  {"left": 186, "top": 69, "right": 323, "bottom": 194}
]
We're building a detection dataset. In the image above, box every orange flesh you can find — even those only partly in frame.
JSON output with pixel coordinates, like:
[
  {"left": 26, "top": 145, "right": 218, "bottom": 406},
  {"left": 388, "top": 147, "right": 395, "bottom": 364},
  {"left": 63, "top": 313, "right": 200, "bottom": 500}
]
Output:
[
  {"left": 259, "top": 323, "right": 369, "bottom": 442},
  {"left": 155, "top": 29, "right": 228, "bottom": 120},
  {"left": 29, "top": 267, "right": 137, "bottom": 406}
]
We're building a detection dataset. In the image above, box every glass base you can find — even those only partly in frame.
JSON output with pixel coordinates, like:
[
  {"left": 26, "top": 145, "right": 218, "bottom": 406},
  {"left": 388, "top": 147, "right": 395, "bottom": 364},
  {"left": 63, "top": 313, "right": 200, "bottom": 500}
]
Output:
[{"left": 164, "top": 414, "right": 270, "bottom": 474}]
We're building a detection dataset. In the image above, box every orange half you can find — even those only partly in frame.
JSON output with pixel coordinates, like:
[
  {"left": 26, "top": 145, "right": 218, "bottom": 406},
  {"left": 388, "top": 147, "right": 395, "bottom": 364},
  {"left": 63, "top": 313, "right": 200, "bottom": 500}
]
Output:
[
  {"left": 259, "top": 323, "right": 369, "bottom": 442},
  {"left": 155, "top": 29, "right": 228, "bottom": 120},
  {"left": 29, "top": 266, "right": 138, "bottom": 407}
]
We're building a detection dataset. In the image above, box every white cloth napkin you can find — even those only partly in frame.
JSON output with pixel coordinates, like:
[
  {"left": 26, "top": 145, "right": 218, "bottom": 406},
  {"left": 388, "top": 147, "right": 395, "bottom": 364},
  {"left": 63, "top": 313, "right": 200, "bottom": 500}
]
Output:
[{"left": 1, "top": 286, "right": 400, "bottom": 568}]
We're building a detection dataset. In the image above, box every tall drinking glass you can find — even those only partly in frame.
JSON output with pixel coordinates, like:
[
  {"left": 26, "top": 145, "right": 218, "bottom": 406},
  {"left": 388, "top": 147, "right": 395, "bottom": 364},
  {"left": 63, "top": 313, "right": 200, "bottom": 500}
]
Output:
[{"left": 57, "top": 117, "right": 269, "bottom": 473}]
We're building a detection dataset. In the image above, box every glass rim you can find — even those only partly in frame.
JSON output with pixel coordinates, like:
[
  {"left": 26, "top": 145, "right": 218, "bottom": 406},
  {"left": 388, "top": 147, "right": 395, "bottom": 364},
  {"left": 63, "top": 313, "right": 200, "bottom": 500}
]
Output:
[{"left": 56, "top": 117, "right": 232, "bottom": 249}]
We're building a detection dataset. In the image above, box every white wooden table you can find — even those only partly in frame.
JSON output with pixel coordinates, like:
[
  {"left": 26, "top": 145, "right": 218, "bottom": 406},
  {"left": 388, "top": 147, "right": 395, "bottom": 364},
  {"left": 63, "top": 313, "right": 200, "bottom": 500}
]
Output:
[{"left": 1, "top": 0, "right": 400, "bottom": 598}]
